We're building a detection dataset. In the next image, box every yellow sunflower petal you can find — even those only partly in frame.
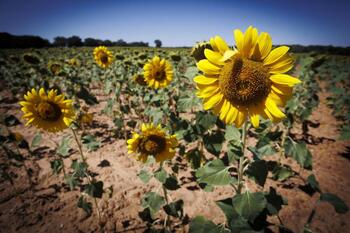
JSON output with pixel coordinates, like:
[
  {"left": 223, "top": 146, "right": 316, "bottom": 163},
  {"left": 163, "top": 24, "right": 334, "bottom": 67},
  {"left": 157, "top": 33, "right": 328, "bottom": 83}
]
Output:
[
  {"left": 197, "top": 59, "right": 221, "bottom": 75},
  {"left": 204, "top": 49, "right": 225, "bottom": 66},
  {"left": 203, "top": 94, "right": 223, "bottom": 110},
  {"left": 270, "top": 74, "right": 301, "bottom": 86},
  {"left": 235, "top": 109, "right": 247, "bottom": 128},
  {"left": 264, "top": 46, "right": 289, "bottom": 65},
  {"left": 220, "top": 50, "right": 237, "bottom": 62},
  {"left": 258, "top": 32, "right": 272, "bottom": 60},
  {"left": 194, "top": 75, "right": 218, "bottom": 85},
  {"left": 234, "top": 29, "right": 244, "bottom": 52},
  {"left": 249, "top": 104, "right": 262, "bottom": 128},
  {"left": 214, "top": 36, "right": 230, "bottom": 54},
  {"left": 265, "top": 97, "right": 286, "bottom": 118}
]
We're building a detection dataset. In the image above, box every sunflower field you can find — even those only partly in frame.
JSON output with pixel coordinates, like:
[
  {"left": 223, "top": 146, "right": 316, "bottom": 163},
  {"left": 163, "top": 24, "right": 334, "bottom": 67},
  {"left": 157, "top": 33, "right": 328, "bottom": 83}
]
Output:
[{"left": 0, "top": 26, "right": 349, "bottom": 233}]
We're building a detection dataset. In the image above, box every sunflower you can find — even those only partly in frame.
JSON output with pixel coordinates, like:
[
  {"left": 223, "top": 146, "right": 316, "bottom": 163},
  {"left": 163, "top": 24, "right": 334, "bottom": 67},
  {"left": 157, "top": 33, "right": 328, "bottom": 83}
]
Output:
[
  {"left": 191, "top": 42, "right": 213, "bottom": 62},
  {"left": 19, "top": 88, "right": 75, "bottom": 132},
  {"left": 143, "top": 56, "right": 173, "bottom": 89},
  {"left": 127, "top": 123, "right": 178, "bottom": 163},
  {"left": 93, "top": 46, "right": 114, "bottom": 68},
  {"left": 68, "top": 58, "right": 81, "bottom": 67},
  {"left": 48, "top": 61, "right": 62, "bottom": 75},
  {"left": 194, "top": 26, "right": 301, "bottom": 128}
]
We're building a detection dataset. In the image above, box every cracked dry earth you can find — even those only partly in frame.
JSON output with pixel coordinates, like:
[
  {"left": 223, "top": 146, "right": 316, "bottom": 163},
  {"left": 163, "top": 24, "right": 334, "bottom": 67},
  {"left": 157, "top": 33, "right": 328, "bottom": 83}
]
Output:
[{"left": 0, "top": 81, "right": 349, "bottom": 233}]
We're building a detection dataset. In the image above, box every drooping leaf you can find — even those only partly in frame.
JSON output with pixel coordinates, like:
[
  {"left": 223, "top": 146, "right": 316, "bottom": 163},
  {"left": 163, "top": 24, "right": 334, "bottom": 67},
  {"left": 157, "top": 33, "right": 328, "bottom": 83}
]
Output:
[
  {"left": 64, "top": 174, "right": 79, "bottom": 190},
  {"left": 203, "top": 131, "right": 225, "bottom": 156},
  {"left": 189, "top": 216, "right": 227, "bottom": 233},
  {"left": 232, "top": 191, "right": 267, "bottom": 221},
  {"left": 77, "top": 196, "right": 92, "bottom": 216},
  {"left": 272, "top": 165, "right": 294, "bottom": 181},
  {"left": 154, "top": 168, "right": 167, "bottom": 183},
  {"left": 31, "top": 132, "right": 42, "bottom": 147},
  {"left": 138, "top": 169, "right": 152, "bottom": 184},
  {"left": 81, "top": 134, "right": 100, "bottom": 151},
  {"left": 164, "top": 175, "right": 180, "bottom": 190},
  {"left": 57, "top": 136, "right": 71, "bottom": 157},
  {"left": 320, "top": 193, "right": 349, "bottom": 214},
  {"left": 141, "top": 192, "right": 165, "bottom": 218},
  {"left": 85, "top": 180, "right": 104, "bottom": 198},
  {"left": 196, "top": 159, "right": 234, "bottom": 186},
  {"left": 50, "top": 159, "right": 63, "bottom": 175},
  {"left": 265, "top": 187, "right": 285, "bottom": 215},
  {"left": 225, "top": 125, "right": 241, "bottom": 142},
  {"left": 246, "top": 160, "right": 268, "bottom": 187},
  {"left": 284, "top": 138, "right": 312, "bottom": 169},
  {"left": 163, "top": 199, "right": 184, "bottom": 218},
  {"left": 71, "top": 159, "right": 88, "bottom": 178}
]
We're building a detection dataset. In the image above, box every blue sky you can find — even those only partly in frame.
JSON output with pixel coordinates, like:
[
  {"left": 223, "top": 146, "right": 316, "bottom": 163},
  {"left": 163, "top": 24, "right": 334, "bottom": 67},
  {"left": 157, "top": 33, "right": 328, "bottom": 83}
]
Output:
[{"left": 0, "top": 0, "right": 349, "bottom": 46}]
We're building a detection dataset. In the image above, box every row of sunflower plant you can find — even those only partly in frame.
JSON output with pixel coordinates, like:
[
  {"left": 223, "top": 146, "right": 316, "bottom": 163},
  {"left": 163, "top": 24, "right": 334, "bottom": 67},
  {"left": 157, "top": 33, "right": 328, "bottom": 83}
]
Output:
[{"left": 4, "top": 25, "right": 348, "bottom": 232}]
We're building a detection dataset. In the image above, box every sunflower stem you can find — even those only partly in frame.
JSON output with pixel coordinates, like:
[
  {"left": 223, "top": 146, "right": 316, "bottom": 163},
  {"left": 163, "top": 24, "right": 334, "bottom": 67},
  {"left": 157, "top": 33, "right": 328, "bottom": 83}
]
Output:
[
  {"left": 71, "top": 128, "right": 104, "bottom": 229},
  {"left": 71, "top": 128, "right": 86, "bottom": 163},
  {"left": 160, "top": 162, "right": 171, "bottom": 230},
  {"left": 237, "top": 121, "right": 248, "bottom": 194}
]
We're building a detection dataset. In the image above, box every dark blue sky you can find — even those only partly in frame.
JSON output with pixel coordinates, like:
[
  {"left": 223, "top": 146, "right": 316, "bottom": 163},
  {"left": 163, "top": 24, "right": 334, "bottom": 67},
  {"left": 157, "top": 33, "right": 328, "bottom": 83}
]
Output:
[{"left": 0, "top": 0, "right": 349, "bottom": 46}]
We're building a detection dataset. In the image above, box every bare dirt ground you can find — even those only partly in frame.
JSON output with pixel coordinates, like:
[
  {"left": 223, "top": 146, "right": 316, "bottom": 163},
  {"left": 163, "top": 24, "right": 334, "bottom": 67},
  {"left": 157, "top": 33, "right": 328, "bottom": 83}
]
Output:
[{"left": 0, "top": 81, "right": 349, "bottom": 233}]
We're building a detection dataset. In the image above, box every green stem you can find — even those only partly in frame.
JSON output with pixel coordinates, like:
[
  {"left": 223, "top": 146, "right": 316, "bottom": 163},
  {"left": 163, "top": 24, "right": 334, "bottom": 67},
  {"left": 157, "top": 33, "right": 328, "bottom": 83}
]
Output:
[
  {"left": 71, "top": 128, "right": 86, "bottom": 163},
  {"left": 237, "top": 121, "right": 248, "bottom": 194},
  {"left": 71, "top": 128, "right": 103, "bottom": 229},
  {"left": 160, "top": 162, "right": 171, "bottom": 230}
]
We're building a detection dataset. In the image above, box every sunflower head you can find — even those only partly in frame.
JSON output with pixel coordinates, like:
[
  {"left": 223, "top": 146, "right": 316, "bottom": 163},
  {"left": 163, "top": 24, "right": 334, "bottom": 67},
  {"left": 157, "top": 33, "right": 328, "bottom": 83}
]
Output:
[
  {"left": 133, "top": 74, "right": 148, "bottom": 86},
  {"left": 194, "top": 26, "right": 301, "bottom": 128},
  {"left": 93, "top": 46, "right": 114, "bottom": 68},
  {"left": 127, "top": 123, "right": 178, "bottom": 163},
  {"left": 48, "top": 61, "right": 62, "bottom": 75},
  {"left": 170, "top": 52, "right": 181, "bottom": 62},
  {"left": 191, "top": 42, "right": 213, "bottom": 62},
  {"left": 68, "top": 58, "right": 81, "bottom": 67},
  {"left": 23, "top": 53, "right": 40, "bottom": 65},
  {"left": 19, "top": 88, "right": 75, "bottom": 132},
  {"left": 79, "top": 113, "right": 93, "bottom": 125},
  {"left": 143, "top": 56, "right": 173, "bottom": 89}
]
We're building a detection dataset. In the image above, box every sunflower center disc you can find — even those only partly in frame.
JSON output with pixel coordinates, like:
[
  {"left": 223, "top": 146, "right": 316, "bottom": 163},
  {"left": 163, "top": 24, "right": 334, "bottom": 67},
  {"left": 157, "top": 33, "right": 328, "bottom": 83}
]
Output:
[
  {"left": 100, "top": 53, "right": 109, "bottom": 64},
  {"left": 154, "top": 70, "right": 166, "bottom": 81},
  {"left": 36, "top": 102, "right": 62, "bottom": 121},
  {"left": 140, "top": 134, "right": 166, "bottom": 155},
  {"left": 219, "top": 56, "right": 271, "bottom": 106}
]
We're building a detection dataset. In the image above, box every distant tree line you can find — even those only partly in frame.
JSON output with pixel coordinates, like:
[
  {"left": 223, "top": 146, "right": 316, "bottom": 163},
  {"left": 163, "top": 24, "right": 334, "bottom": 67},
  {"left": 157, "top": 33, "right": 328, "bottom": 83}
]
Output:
[
  {"left": 1, "top": 32, "right": 350, "bottom": 55},
  {"left": 286, "top": 44, "right": 350, "bottom": 56},
  {"left": 0, "top": 32, "right": 150, "bottom": 48}
]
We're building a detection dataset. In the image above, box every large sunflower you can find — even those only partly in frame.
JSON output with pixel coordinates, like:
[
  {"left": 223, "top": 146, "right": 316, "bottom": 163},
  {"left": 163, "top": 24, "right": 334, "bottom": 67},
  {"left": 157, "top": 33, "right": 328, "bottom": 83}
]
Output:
[
  {"left": 194, "top": 26, "right": 301, "bottom": 128},
  {"left": 93, "top": 46, "right": 114, "bottom": 68},
  {"left": 143, "top": 56, "right": 173, "bottom": 89},
  {"left": 127, "top": 123, "right": 178, "bottom": 163},
  {"left": 19, "top": 88, "right": 75, "bottom": 132}
]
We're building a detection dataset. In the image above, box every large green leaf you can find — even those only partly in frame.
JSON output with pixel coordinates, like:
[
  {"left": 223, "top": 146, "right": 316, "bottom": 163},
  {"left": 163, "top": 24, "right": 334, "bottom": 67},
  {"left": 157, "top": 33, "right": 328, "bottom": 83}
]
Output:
[
  {"left": 232, "top": 191, "right": 267, "bottom": 221},
  {"left": 57, "top": 136, "right": 71, "bottom": 157},
  {"left": 81, "top": 134, "right": 100, "bottom": 151},
  {"left": 225, "top": 125, "right": 241, "bottom": 142},
  {"left": 138, "top": 169, "right": 152, "bottom": 184},
  {"left": 85, "top": 180, "right": 104, "bottom": 198},
  {"left": 196, "top": 159, "right": 234, "bottom": 186},
  {"left": 203, "top": 131, "right": 225, "bottom": 156},
  {"left": 320, "top": 193, "right": 349, "bottom": 214},
  {"left": 265, "top": 187, "right": 286, "bottom": 215},
  {"left": 284, "top": 138, "right": 312, "bottom": 169},
  {"left": 31, "top": 132, "right": 42, "bottom": 147},
  {"left": 189, "top": 216, "right": 227, "bottom": 233},
  {"left": 141, "top": 192, "right": 165, "bottom": 218},
  {"left": 246, "top": 160, "right": 268, "bottom": 187}
]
